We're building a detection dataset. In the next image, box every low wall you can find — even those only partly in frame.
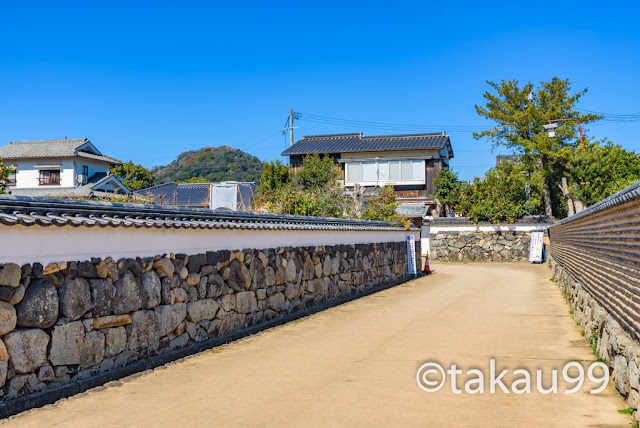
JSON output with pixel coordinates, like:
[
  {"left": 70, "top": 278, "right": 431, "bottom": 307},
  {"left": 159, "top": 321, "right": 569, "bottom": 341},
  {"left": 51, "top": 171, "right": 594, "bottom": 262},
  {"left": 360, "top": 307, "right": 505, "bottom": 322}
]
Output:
[
  {"left": 549, "top": 181, "right": 640, "bottom": 421},
  {"left": 550, "top": 256, "right": 640, "bottom": 417},
  {"left": 0, "top": 195, "right": 419, "bottom": 414},
  {"left": 427, "top": 217, "right": 551, "bottom": 262}
]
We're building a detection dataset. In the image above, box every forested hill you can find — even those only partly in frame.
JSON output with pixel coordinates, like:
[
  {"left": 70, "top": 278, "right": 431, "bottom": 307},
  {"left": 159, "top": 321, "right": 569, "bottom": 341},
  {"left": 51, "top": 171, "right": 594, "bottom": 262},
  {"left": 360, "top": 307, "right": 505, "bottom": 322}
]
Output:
[{"left": 153, "top": 146, "right": 263, "bottom": 183}]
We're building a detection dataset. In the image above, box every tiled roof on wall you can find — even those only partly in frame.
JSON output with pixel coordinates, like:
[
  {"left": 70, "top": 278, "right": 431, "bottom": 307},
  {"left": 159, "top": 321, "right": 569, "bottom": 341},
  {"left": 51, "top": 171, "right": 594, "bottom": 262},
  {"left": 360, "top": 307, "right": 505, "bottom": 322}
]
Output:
[{"left": 0, "top": 194, "right": 414, "bottom": 231}]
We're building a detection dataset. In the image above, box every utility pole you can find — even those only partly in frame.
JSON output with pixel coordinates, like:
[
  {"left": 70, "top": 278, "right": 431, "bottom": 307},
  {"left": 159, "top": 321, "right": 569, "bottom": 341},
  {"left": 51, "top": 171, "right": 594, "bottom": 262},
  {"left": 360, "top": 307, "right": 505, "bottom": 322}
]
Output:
[
  {"left": 289, "top": 109, "right": 294, "bottom": 147},
  {"left": 283, "top": 109, "right": 298, "bottom": 147}
]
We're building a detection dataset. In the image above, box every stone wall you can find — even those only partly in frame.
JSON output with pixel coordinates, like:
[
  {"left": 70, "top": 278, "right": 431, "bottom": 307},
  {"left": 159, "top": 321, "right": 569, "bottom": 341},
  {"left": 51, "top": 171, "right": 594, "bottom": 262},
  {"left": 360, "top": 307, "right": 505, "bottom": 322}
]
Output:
[
  {"left": 429, "top": 230, "right": 532, "bottom": 262},
  {"left": 549, "top": 255, "right": 640, "bottom": 422},
  {"left": 0, "top": 241, "right": 412, "bottom": 404}
]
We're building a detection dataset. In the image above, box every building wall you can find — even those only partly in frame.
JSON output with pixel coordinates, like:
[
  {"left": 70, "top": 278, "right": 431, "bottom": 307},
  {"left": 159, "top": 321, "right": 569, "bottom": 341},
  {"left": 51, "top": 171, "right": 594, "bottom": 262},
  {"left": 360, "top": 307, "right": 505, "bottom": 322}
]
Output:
[
  {"left": 0, "top": 237, "right": 416, "bottom": 406},
  {"left": 73, "top": 159, "right": 112, "bottom": 185},
  {"left": 9, "top": 158, "right": 111, "bottom": 189}
]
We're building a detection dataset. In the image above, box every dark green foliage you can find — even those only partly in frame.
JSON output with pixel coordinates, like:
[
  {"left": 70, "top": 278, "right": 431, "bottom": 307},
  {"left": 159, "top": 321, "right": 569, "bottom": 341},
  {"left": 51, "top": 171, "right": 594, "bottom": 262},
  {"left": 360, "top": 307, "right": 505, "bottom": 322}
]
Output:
[
  {"left": 474, "top": 77, "right": 602, "bottom": 218},
  {"left": 258, "top": 160, "right": 291, "bottom": 193},
  {"left": 434, "top": 168, "right": 462, "bottom": 213},
  {"left": 0, "top": 158, "right": 16, "bottom": 194},
  {"left": 255, "top": 154, "right": 343, "bottom": 218},
  {"left": 110, "top": 161, "right": 155, "bottom": 191},
  {"left": 455, "top": 162, "right": 529, "bottom": 224},
  {"left": 295, "top": 153, "right": 339, "bottom": 190},
  {"left": 154, "top": 146, "right": 263, "bottom": 184},
  {"left": 363, "top": 186, "right": 399, "bottom": 222},
  {"left": 566, "top": 142, "right": 640, "bottom": 206}
]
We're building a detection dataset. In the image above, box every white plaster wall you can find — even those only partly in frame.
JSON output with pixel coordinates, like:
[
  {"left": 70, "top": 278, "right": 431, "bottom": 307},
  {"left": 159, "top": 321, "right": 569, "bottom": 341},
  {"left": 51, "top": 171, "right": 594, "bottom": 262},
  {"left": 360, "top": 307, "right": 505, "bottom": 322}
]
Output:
[
  {"left": 421, "top": 224, "right": 430, "bottom": 256},
  {"left": 0, "top": 224, "right": 420, "bottom": 266},
  {"left": 429, "top": 224, "right": 550, "bottom": 234},
  {"left": 73, "top": 159, "right": 112, "bottom": 185},
  {"left": 12, "top": 158, "right": 76, "bottom": 188}
]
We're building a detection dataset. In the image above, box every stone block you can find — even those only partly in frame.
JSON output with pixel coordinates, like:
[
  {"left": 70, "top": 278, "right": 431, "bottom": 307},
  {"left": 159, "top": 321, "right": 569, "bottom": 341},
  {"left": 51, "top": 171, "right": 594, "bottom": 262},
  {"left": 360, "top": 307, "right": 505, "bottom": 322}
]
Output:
[
  {"left": 141, "top": 270, "right": 161, "bottom": 309},
  {"left": 105, "top": 327, "right": 127, "bottom": 358},
  {"left": 49, "top": 321, "right": 84, "bottom": 366},
  {"left": 0, "top": 264, "right": 21, "bottom": 288},
  {"left": 8, "top": 373, "right": 45, "bottom": 398},
  {"left": 155, "top": 303, "right": 187, "bottom": 336},
  {"left": 186, "top": 299, "right": 219, "bottom": 322},
  {"left": 37, "top": 364, "right": 55, "bottom": 383},
  {"left": 93, "top": 314, "right": 132, "bottom": 330},
  {"left": 235, "top": 292, "right": 257, "bottom": 314},
  {"left": 80, "top": 330, "right": 105, "bottom": 369},
  {"left": 5, "top": 329, "right": 49, "bottom": 374},
  {"left": 15, "top": 277, "right": 58, "bottom": 329},
  {"left": 90, "top": 278, "right": 115, "bottom": 317},
  {"left": 0, "top": 301, "right": 16, "bottom": 335},
  {"left": 58, "top": 277, "right": 92, "bottom": 321},
  {"left": 113, "top": 270, "right": 143, "bottom": 315},
  {"left": 127, "top": 310, "right": 159, "bottom": 356},
  {"left": 269, "top": 292, "right": 287, "bottom": 312},
  {"left": 153, "top": 257, "right": 174, "bottom": 277}
]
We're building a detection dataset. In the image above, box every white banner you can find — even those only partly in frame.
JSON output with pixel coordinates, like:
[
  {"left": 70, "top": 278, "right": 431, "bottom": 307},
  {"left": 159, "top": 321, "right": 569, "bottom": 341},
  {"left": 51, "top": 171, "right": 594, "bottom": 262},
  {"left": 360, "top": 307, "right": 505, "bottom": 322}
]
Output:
[
  {"left": 529, "top": 231, "right": 544, "bottom": 263},
  {"left": 407, "top": 235, "right": 417, "bottom": 276}
]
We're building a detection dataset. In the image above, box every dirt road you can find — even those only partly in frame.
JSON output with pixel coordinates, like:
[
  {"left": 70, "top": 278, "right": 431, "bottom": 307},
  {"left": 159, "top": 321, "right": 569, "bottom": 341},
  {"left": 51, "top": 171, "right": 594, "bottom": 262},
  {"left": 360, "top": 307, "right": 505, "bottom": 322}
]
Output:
[{"left": 2, "top": 263, "right": 631, "bottom": 427}]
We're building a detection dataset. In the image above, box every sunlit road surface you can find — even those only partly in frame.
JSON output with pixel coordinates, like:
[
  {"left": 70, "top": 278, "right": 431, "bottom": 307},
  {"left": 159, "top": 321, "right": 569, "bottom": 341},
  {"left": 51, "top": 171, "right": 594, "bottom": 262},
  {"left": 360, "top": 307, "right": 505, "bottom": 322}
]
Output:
[{"left": 2, "top": 263, "right": 631, "bottom": 427}]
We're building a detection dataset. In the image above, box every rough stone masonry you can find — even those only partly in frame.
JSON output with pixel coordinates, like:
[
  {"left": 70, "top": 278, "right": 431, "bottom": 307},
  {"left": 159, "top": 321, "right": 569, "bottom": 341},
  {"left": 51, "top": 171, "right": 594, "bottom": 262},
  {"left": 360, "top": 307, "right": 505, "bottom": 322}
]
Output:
[
  {"left": 430, "top": 230, "right": 532, "bottom": 262},
  {"left": 0, "top": 241, "right": 411, "bottom": 402}
]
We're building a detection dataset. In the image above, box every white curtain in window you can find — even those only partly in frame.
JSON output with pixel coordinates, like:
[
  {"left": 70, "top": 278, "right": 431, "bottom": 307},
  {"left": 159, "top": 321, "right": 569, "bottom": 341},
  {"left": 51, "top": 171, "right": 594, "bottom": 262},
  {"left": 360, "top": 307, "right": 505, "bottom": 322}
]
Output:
[{"left": 347, "top": 162, "right": 362, "bottom": 181}]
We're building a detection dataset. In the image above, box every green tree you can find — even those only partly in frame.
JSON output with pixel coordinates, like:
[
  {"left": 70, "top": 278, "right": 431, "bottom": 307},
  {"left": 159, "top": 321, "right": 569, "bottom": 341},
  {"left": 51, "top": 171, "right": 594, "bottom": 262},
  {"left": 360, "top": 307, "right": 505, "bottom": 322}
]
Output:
[
  {"left": 474, "top": 78, "right": 602, "bottom": 218},
  {"left": 257, "top": 160, "right": 291, "bottom": 193},
  {"left": 296, "top": 153, "right": 339, "bottom": 190},
  {"left": 0, "top": 158, "right": 16, "bottom": 194},
  {"left": 363, "top": 186, "right": 399, "bottom": 222},
  {"left": 434, "top": 168, "right": 462, "bottom": 215},
  {"left": 566, "top": 142, "right": 640, "bottom": 206},
  {"left": 181, "top": 176, "right": 209, "bottom": 183},
  {"left": 111, "top": 161, "right": 155, "bottom": 191},
  {"left": 456, "top": 161, "right": 529, "bottom": 224}
]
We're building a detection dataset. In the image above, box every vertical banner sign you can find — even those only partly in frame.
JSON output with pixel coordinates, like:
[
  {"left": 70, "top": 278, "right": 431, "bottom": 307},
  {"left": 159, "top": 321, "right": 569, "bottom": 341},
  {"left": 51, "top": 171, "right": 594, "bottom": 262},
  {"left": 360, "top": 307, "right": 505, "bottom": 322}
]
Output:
[
  {"left": 529, "top": 231, "right": 544, "bottom": 263},
  {"left": 407, "top": 235, "right": 417, "bottom": 277}
]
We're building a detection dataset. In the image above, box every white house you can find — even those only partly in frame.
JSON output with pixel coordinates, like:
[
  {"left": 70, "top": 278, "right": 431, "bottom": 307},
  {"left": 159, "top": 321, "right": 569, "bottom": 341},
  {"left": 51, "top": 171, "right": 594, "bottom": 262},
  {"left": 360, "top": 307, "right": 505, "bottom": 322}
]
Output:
[{"left": 0, "top": 138, "right": 130, "bottom": 197}]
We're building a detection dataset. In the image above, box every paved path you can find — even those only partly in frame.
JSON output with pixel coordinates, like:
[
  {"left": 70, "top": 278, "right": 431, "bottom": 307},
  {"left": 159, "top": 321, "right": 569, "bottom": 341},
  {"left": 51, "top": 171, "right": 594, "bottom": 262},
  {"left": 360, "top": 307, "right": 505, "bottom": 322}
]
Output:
[{"left": 2, "top": 264, "right": 631, "bottom": 427}]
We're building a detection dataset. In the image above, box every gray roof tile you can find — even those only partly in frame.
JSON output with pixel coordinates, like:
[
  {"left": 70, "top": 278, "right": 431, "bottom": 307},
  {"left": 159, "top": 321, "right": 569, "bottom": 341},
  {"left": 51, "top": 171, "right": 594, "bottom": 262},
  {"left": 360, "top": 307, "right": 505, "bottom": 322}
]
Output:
[
  {"left": 0, "top": 194, "right": 415, "bottom": 231},
  {"left": 281, "top": 132, "right": 451, "bottom": 156},
  {"left": 0, "top": 138, "right": 121, "bottom": 164}
]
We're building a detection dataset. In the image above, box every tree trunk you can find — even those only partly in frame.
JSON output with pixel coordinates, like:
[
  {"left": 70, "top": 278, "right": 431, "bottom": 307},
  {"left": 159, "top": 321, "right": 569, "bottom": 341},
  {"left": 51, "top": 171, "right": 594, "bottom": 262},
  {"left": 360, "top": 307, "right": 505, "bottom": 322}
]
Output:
[
  {"left": 541, "top": 156, "right": 554, "bottom": 218},
  {"left": 558, "top": 177, "right": 575, "bottom": 217},
  {"left": 574, "top": 199, "right": 587, "bottom": 212},
  {"left": 543, "top": 179, "right": 553, "bottom": 217}
]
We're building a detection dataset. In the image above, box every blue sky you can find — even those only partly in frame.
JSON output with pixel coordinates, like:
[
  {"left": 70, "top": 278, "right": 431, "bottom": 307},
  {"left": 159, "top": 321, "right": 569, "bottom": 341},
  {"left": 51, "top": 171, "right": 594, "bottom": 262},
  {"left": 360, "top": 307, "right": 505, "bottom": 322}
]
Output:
[{"left": 1, "top": 1, "right": 639, "bottom": 180}]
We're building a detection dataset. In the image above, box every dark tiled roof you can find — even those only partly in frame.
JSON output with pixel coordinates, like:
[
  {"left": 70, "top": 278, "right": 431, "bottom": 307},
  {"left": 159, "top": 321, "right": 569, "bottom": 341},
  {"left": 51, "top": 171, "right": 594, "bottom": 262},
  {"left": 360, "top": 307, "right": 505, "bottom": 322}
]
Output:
[
  {"left": 0, "top": 194, "right": 413, "bottom": 231},
  {"left": 281, "top": 132, "right": 451, "bottom": 156},
  {"left": 134, "top": 183, "right": 210, "bottom": 207},
  {"left": 0, "top": 138, "right": 121, "bottom": 164},
  {"left": 396, "top": 202, "right": 429, "bottom": 218}
]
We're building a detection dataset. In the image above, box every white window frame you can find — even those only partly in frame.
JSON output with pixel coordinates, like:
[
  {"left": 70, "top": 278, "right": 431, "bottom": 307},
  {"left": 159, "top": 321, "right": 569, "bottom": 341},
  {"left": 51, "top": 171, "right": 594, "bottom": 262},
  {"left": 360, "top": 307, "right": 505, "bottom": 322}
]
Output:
[{"left": 344, "top": 159, "right": 425, "bottom": 186}]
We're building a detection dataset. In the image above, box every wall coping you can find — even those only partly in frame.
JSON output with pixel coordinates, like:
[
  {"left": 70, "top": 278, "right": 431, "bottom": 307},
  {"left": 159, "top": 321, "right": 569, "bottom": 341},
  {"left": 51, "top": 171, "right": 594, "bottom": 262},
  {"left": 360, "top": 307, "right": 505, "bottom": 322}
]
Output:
[
  {"left": 0, "top": 194, "right": 414, "bottom": 232},
  {"left": 426, "top": 215, "right": 552, "bottom": 227}
]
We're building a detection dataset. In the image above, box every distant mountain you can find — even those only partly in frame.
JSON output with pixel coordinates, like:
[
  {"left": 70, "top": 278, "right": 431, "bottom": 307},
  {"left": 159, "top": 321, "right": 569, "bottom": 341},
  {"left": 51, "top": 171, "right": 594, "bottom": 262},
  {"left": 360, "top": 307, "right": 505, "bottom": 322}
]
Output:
[{"left": 153, "top": 146, "right": 263, "bottom": 184}]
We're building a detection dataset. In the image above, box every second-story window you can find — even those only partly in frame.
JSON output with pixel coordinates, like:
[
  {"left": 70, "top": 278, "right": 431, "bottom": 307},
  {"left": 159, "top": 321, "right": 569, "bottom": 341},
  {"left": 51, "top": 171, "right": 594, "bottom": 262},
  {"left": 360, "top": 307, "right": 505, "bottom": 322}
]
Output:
[
  {"left": 39, "top": 170, "right": 61, "bottom": 186},
  {"left": 82, "top": 165, "right": 89, "bottom": 177}
]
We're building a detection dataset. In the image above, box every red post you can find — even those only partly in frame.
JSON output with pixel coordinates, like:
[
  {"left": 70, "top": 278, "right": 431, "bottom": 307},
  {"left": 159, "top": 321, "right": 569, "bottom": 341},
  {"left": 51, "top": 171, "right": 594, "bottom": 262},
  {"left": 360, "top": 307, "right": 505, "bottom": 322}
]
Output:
[{"left": 548, "top": 118, "right": 584, "bottom": 152}]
